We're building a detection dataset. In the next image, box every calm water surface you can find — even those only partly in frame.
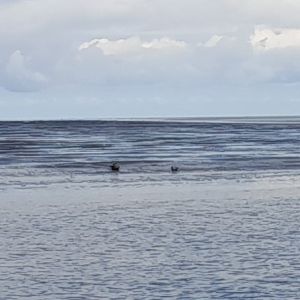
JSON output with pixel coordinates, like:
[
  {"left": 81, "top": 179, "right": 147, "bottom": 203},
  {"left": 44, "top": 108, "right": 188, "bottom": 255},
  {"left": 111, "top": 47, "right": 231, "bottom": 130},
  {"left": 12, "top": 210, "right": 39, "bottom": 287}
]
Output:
[{"left": 0, "top": 118, "right": 300, "bottom": 299}]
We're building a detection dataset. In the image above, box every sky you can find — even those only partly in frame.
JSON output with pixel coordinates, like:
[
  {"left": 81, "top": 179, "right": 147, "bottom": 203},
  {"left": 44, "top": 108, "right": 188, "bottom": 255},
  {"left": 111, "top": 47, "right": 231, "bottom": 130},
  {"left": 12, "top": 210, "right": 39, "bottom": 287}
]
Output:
[{"left": 1, "top": 0, "right": 300, "bottom": 119}]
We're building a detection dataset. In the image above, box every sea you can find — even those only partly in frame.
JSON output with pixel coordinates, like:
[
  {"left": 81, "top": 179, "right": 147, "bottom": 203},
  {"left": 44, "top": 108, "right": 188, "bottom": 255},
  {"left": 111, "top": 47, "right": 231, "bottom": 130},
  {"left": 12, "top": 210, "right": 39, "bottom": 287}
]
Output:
[{"left": 0, "top": 117, "right": 299, "bottom": 299}]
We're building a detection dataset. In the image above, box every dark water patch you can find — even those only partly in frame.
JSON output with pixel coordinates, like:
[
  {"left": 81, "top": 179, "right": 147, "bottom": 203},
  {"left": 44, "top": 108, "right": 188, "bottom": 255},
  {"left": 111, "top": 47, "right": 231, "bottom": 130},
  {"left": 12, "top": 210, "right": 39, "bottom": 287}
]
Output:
[{"left": 1, "top": 118, "right": 300, "bottom": 176}]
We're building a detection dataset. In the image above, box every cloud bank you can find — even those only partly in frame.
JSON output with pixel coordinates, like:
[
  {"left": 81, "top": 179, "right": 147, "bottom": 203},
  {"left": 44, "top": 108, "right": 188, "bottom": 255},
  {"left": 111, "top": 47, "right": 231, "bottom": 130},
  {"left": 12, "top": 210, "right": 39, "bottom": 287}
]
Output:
[
  {"left": 4, "top": 50, "right": 47, "bottom": 92},
  {"left": 1, "top": 0, "right": 300, "bottom": 118},
  {"left": 251, "top": 27, "right": 300, "bottom": 51},
  {"left": 79, "top": 37, "right": 187, "bottom": 55}
]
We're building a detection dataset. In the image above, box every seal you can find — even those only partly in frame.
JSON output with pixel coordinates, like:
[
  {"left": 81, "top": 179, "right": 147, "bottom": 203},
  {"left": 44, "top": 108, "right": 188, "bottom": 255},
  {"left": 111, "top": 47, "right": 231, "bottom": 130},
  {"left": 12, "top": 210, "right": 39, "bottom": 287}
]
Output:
[
  {"left": 171, "top": 166, "right": 179, "bottom": 172},
  {"left": 111, "top": 162, "right": 120, "bottom": 171}
]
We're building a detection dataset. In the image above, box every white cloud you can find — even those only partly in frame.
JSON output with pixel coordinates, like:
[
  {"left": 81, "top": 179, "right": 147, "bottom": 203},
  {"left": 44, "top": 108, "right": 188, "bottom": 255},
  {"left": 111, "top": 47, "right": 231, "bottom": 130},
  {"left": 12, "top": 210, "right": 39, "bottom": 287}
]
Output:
[
  {"left": 202, "top": 35, "right": 224, "bottom": 48},
  {"left": 4, "top": 50, "right": 47, "bottom": 92},
  {"left": 2, "top": 0, "right": 300, "bottom": 118},
  {"left": 79, "top": 37, "right": 187, "bottom": 56},
  {"left": 251, "top": 27, "right": 300, "bottom": 51}
]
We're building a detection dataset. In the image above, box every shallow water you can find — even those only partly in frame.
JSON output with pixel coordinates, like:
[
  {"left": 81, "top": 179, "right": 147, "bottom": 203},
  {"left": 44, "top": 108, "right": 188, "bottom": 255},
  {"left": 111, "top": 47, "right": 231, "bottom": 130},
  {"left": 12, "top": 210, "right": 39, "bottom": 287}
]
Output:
[
  {"left": 1, "top": 118, "right": 300, "bottom": 182},
  {"left": 1, "top": 118, "right": 300, "bottom": 299},
  {"left": 1, "top": 179, "right": 300, "bottom": 299}
]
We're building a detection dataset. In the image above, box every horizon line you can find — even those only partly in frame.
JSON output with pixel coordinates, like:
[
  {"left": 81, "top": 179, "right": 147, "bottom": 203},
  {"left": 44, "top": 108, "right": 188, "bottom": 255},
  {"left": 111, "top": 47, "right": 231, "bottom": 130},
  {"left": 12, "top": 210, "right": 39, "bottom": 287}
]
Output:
[{"left": 1, "top": 114, "right": 300, "bottom": 122}]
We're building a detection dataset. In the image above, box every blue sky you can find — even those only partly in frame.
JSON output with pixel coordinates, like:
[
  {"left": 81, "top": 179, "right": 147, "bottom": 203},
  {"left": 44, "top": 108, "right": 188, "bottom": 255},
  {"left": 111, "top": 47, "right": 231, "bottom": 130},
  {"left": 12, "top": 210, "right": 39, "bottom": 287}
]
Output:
[{"left": 1, "top": 0, "right": 300, "bottom": 119}]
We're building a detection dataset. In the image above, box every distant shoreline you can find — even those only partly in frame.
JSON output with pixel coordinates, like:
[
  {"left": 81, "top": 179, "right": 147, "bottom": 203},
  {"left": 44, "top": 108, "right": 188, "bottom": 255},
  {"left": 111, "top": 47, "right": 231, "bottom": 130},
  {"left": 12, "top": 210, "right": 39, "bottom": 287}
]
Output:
[{"left": 1, "top": 115, "right": 300, "bottom": 123}]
